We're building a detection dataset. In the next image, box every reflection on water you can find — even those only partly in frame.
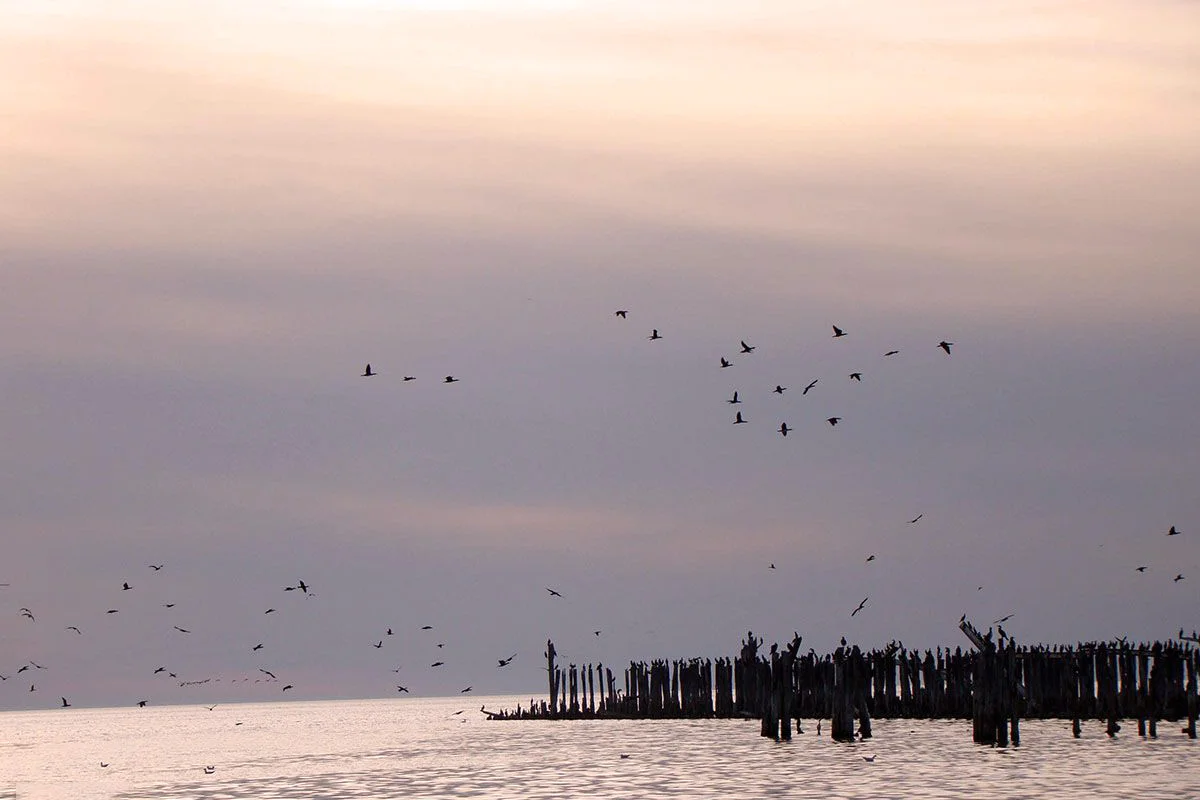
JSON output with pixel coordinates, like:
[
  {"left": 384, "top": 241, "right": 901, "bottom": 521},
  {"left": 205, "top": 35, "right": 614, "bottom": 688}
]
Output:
[{"left": 3, "top": 697, "right": 1196, "bottom": 799}]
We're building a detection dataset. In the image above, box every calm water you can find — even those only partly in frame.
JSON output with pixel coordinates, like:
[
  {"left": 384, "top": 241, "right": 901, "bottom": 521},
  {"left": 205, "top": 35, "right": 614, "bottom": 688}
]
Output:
[{"left": 2, "top": 697, "right": 1197, "bottom": 799}]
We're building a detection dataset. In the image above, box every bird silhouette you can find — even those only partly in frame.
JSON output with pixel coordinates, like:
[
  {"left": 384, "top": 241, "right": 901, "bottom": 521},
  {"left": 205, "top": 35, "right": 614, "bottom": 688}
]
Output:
[
  {"left": 174, "top": 626, "right": 190, "bottom": 634},
  {"left": 849, "top": 373, "right": 862, "bottom": 381},
  {"left": 1174, "top": 574, "right": 1185, "bottom": 582},
  {"left": 162, "top": 603, "right": 175, "bottom": 608},
  {"left": 546, "top": 587, "right": 563, "bottom": 597},
  {"left": 851, "top": 597, "right": 868, "bottom": 617},
  {"left": 908, "top": 514, "right": 923, "bottom": 524},
  {"left": 740, "top": 340, "right": 755, "bottom": 354},
  {"left": 204, "top": 766, "right": 216, "bottom": 774},
  {"left": 778, "top": 423, "right": 790, "bottom": 437},
  {"left": 460, "top": 686, "right": 473, "bottom": 693},
  {"left": 421, "top": 625, "right": 433, "bottom": 630},
  {"left": 733, "top": 411, "right": 747, "bottom": 424},
  {"left": 1135, "top": 566, "right": 1147, "bottom": 572},
  {"left": 614, "top": 310, "right": 627, "bottom": 318},
  {"left": 769, "top": 563, "right": 776, "bottom": 570},
  {"left": 1168, "top": 526, "right": 1181, "bottom": 536},
  {"left": 994, "top": 614, "right": 1014, "bottom": 624},
  {"left": 938, "top": 341, "right": 953, "bottom": 355},
  {"left": 154, "top": 667, "right": 166, "bottom": 674},
  {"left": 498, "top": 654, "right": 517, "bottom": 667},
  {"left": 773, "top": 385, "right": 787, "bottom": 394},
  {"left": 372, "top": 641, "right": 383, "bottom": 649},
  {"left": 297, "top": 579, "right": 309, "bottom": 594},
  {"left": 386, "top": 628, "right": 393, "bottom": 636},
  {"left": 720, "top": 357, "right": 732, "bottom": 368},
  {"left": 362, "top": 364, "right": 376, "bottom": 377},
  {"left": 264, "top": 608, "right": 275, "bottom": 614},
  {"left": 430, "top": 661, "right": 445, "bottom": 668},
  {"left": 827, "top": 417, "right": 841, "bottom": 426},
  {"left": 137, "top": 700, "right": 147, "bottom": 707},
  {"left": 259, "top": 668, "right": 277, "bottom": 680},
  {"left": 444, "top": 376, "right": 459, "bottom": 383},
  {"left": 884, "top": 350, "right": 899, "bottom": 357},
  {"left": 20, "top": 608, "right": 34, "bottom": 621},
  {"left": 727, "top": 391, "right": 741, "bottom": 404},
  {"left": 281, "top": 684, "right": 293, "bottom": 691},
  {"left": 594, "top": 630, "right": 601, "bottom": 636},
  {"left": 396, "top": 685, "right": 409, "bottom": 693},
  {"left": 106, "top": 609, "right": 118, "bottom": 614},
  {"left": 802, "top": 379, "right": 818, "bottom": 395},
  {"left": 61, "top": 696, "right": 70, "bottom": 708},
  {"left": 832, "top": 325, "right": 847, "bottom": 338},
  {"left": 121, "top": 582, "right": 132, "bottom": 590},
  {"left": 204, "top": 704, "right": 218, "bottom": 711},
  {"left": 866, "top": 555, "right": 876, "bottom": 563},
  {"left": 100, "top": 762, "right": 109, "bottom": 768},
  {"left": 403, "top": 376, "right": 415, "bottom": 381},
  {"left": 648, "top": 329, "right": 662, "bottom": 340},
  {"left": 252, "top": 643, "right": 264, "bottom": 651},
  {"left": 149, "top": 564, "right": 163, "bottom": 571},
  {"left": 66, "top": 625, "right": 82, "bottom": 634}
]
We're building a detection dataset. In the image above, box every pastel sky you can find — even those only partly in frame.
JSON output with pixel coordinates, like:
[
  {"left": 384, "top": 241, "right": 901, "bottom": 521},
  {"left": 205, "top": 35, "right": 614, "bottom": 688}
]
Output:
[{"left": 2, "top": 0, "right": 1198, "bottom": 709}]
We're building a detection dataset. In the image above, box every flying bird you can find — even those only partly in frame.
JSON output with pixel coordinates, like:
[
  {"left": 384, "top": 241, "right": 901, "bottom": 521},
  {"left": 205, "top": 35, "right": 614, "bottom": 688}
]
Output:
[
  {"left": 252, "top": 643, "right": 264, "bottom": 651},
  {"left": 297, "top": 579, "right": 309, "bottom": 594},
  {"left": 849, "top": 373, "right": 862, "bottom": 381},
  {"left": 100, "top": 762, "right": 109, "bottom": 768},
  {"left": 61, "top": 697, "right": 71, "bottom": 708},
  {"left": 66, "top": 626, "right": 82, "bottom": 634},
  {"left": 851, "top": 597, "right": 868, "bottom": 617},
  {"left": 443, "top": 376, "right": 459, "bottom": 383},
  {"left": 154, "top": 667, "right": 166, "bottom": 674},
  {"left": 264, "top": 608, "right": 276, "bottom": 614},
  {"left": 204, "top": 704, "right": 218, "bottom": 711},
  {"left": 1135, "top": 566, "right": 1147, "bottom": 572},
  {"left": 362, "top": 364, "right": 376, "bottom": 377},
  {"left": 149, "top": 564, "right": 163, "bottom": 571},
  {"left": 498, "top": 654, "right": 517, "bottom": 667},
  {"left": 386, "top": 628, "right": 393, "bottom": 636},
  {"left": 994, "top": 614, "right": 1014, "bottom": 624},
  {"left": 866, "top": 555, "right": 876, "bottom": 563},
  {"left": 720, "top": 357, "right": 732, "bottom": 368},
  {"left": 173, "top": 626, "right": 191, "bottom": 634},
  {"left": 1174, "top": 574, "right": 1185, "bottom": 582},
  {"left": 20, "top": 608, "right": 34, "bottom": 621},
  {"left": 421, "top": 625, "right": 433, "bottom": 630},
  {"left": 727, "top": 391, "right": 741, "bottom": 404},
  {"left": 106, "top": 609, "right": 119, "bottom": 614},
  {"left": 281, "top": 684, "right": 294, "bottom": 692},
  {"left": 430, "top": 661, "right": 445, "bottom": 668},
  {"left": 403, "top": 376, "right": 415, "bottom": 381},
  {"left": 827, "top": 417, "right": 841, "bottom": 426},
  {"left": 614, "top": 310, "right": 627, "bottom": 318},
  {"left": 773, "top": 385, "right": 786, "bottom": 394},
  {"left": 204, "top": 766, "right": 216, "bottom": 774},
  {"left": 733, "top": 411, "right": 747, "bottom": 424},
  {"left": 162, "top": 603, "right": 175, "bottom": 608},
  {"left": 372, "top": 641, "right": 383, "bottom": 649},
  {"left": 396, "top": 685, "right": 409, "bottom": 693},
  {"left": 938, "top": 341, "right": 953, "bottom": 355},
  {"left": 1168, "top": 526, "right": 1181, "bottom": 536},
  {"left": 460, "top": 686, "right": 473, "bottom": 693},
  {"left": 832, "top": 325, "right": 847, "bottom": 338},
  {"left": 594, "top": 630, "right": 602, "bottom": 637},
  {"left": 740, "top": 340, "right": 755, "bottom": 354},
  {"left": 121, "top": 582, "right": 132, "bottom": 590},
  {"left": 546, "top": 587, "right": 563, "bottom": 597},
  {"left": 778, "top": 423, "right": 790, "bottom": 437},
  {"left": 137, "top": 701, "right": 147, "bottom": 707},
  {"left": 884, "top": 350, "right": 899, "bottom": 357},
  {"left": 802, "top": 379, "right": 818, "bottom": 395},
  {"left": 259, "top": 668, "right": 277, "bottom": 680},
  {"left": 648, "top": 329, "right": 662, "bottom": 340},
  {"left": 908, "top": 514, "right": 923, "bottom": 524}
]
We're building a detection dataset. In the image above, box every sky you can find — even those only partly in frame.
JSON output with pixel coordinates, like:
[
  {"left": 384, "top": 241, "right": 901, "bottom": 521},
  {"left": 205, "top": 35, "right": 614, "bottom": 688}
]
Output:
[{"left": 1, "top": 0, "right": 1198, "bottom": 710}]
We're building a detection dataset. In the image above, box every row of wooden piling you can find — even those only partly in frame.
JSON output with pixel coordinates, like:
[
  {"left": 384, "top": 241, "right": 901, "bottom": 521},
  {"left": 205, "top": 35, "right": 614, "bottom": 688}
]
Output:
[{"left": 488, "top": 634, "right": 1199, "bottom": 745}]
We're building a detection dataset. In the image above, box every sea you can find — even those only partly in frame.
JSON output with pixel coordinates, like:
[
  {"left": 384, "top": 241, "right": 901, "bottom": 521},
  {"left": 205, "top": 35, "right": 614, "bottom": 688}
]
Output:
[{"left": 2, "top": 696, "right": 1197, "bottom": 799}]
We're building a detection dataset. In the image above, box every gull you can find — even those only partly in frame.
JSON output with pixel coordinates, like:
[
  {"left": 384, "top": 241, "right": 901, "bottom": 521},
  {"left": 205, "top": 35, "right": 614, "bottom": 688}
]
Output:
[
  {"left": 849, "top": 373, "right": 862, "bottom": 381},
  {"left": 733, "top": 411, "right": 747, "bottom": 424},
  {"left": 832, "top": 325, "right": 847, "bottom": 338},
  {"left": 362, "top": 364, "right": 376, "bottom": 377},
  {"left": 720, "top": 357, "right": 732, "bottom": 368},
  {"left": 802, "top": 379, "right": 818, "bottom": 395},
  {"left": 648, "top": 329, "right": 662, "bottom": 340},
  {"left": 740, "top": 340, "right": 755, "bottom": 354},
  {"left": 396, "top": 685, "right": 409, "bottom": 693},
  {"left": 498, "top": 654, "right": 518, "bottom": 667},
  {"left": 938, "top": 341, "right": 953, "bottom": 355},
  {"left": 884, "top": 350, "right": 899, "bottom": 357},
  {"left": 149, "top": 564, "right": 163, "bottom": 571},
  {"left": 30, "top": 661, "right": 45, "bottom": 670},
  {"left": 851, "top": 597, "right": 868, "bottom": 617},
  {"left": 994, "top": 614, "right": 1014, "bottom": 624},
  {"left": 727, "top": 391, "right": 742, "bottom": 405},
  {"left": 827, "top": 417, "right": 841, "bottom": 426},
  {"left": 778, "top": 423, "right": 791, "bottom": 437},
  {"left": 204, "top": 704, "right": 218, "bottom": 711},
  {"left": 546, "top": 587, "right": 563, "bottom": 597},
  {"left": 154, "top": 667, "right": 166, "bottom": 674},
  {"left": 174, "top": 626, "right": 191, "bottom": 634},
  {"left": 615, "top": 310, "right": 627, "bottom": 318},
  {"left": 773, "top": 385, "right": 787, "bottom": 394},
  {"left": 1168, "top": 526, "right": 1181, "bottom": 536},
  {"left": 66, "top": 626, "right": 82, "bottom": 634},
  {"left": 908, "top": 514, "right": 923, "bottom": 524},
  {"left": 443, "top": 376, "right": 459, "bottom": 383}
]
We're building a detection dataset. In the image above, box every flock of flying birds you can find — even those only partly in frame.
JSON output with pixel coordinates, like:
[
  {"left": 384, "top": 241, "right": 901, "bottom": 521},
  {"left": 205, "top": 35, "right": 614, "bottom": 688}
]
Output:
[{"left": 2, "top": 309, "right": 1192, "bottom": 737}]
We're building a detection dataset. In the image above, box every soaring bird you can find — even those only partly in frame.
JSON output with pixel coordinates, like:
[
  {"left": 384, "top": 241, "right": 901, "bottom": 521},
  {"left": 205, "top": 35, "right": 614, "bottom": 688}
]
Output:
[
  {"left": 372, "top": 641, "right": 383, "bottom": 649},
  {"left": 866, "top": 555, "right": 876, "bottom": 563},
  {"left": 1135, "top": 566, "right": 1148, "bottom": 572},
  {"left": 281, "top": 685, "right": 294, "bottom": 692},
  {"left": 802, "top": 379, "right": 818, "bottom": 395},
  {"left": 162, "top": 603, "right": 175, "bottom": 608},
  {"left": 259, "top": 668, "right": 277, "bottom": 680},
  {"left": 149, "top": 564, "right": 163, "bottom": 571},
  {"left": 66, "top": 626, "right": 82, "bottom": 634},
  {"left": 546, "top": 587, "right": 563, "bottom": 597},
  {"left": 614, "top": 310, "right": 627, "bottom": 318},
  {"left": 173, "top": 626, "right": 191, "bottom": 634},
  {"left": 17, "top": 665, "right": 29, "bottom": 673},
  {"left": 154, "top": 667, "right": 166, "bottom": 674},
  {"left": 832, "top": 325, "right": 847, "bottom": 338},
  {"left": 938, "top": 341, "right": 953, "bottom": 355},
  {"left": 203, "top": 704, "right": 218, "bottom": 711},
  {"left": 740, "top": 340, "right": 755, "bottom": 354},
  {"left": 137, "top": 700, "right": 147, "bottom": 707},
  {"left": 403, "top": 376, "right": 416, "bottom": 381},
  {"left": 994, "top": 614, "right": 1014, "bottom": 624},
  {"left": 884, "top": 350, "right": 899, "bottom": 357},
  {"left": 827, "top": 417, "right": 841, "bottom": 426},
  {"left": 100, "top": 762, "right": 109, "bottom": 768},
  {"left": 396, "top": 685, "right": 409, "bottom": 693},
  {"left": 106, "top": 609, "right": 119, "bottom": 614},
  {"left": 421, "top": 625, "right": 433, "bottom": 630},
  {"left": 727, "top": 391, "right": 742, "bottom": 405},
  {"left": 264, "top": 608, "right": 276, "bottom": 614},
  {"left": 720, "top": 357, "right": 732, "bottom": 368},
  {"left": 443, "top": 376, "right": 459, "bottom": 383},
  {"left": 778, "top": 423, "right": 791, "bottom": 437},
  {"left": 20, "top": 608, "right": 34, "bottom": 621},
  {"left": 430, "top": 661, "right": 445, "bottom": 668},
  {"left": 648, "top": 329, "right": 662, "bottom": 340},
  {"left": 1174, "top": 574, "right": 1185, "bottom": 582},
  {"left": 1168, "top": 526, "right": 1181, "bottom": 536},
  {"left": 498, "top": 654, "right": 517, "bottom": 667},
  {"left": 122, "top": 582, "right": 132, "bottom": 590},
  {"left": 733, "top": 411, "right": 747, "bottom": 424},
  {"left": 849, "top": 373, "right": 862, "bottom": 382},
  {"left": 773, "top": 385, "right": 787, "bottom": 394},
  {"left": 460, "top": 686, "right": 473, "bottom": 693},
  {"left": 362, "top": 364, "right": 376, "bottom": 377},
  {"left": 297, "top": 579, "right": 309, "bottom": 594},
  {"left": 61, "top": 697, "right": 71, "bottom": 708},
  {"left": 851, "top": 597, "right": 868, "bottom": 617},
  {"left": 908, "top": 514, "right": 923, "bottom": 524},
  {"left": 252, "top": 643, "right": 264, "bottom": 651},
  {"left": 204, "top": 766, "right": 216, "bottom": 774}
]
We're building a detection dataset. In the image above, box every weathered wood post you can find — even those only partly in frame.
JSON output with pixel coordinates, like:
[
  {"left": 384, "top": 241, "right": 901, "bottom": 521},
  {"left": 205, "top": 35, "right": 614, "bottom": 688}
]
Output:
[
  {"left": 546, "top": 639, "right": 558, "bottom": 719},
  {"left": 831, "top": 644, "right": 856, "bottom": 742},
  {"left": 1186, "top": 648, "right": 1197, "bottom": 739}
]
